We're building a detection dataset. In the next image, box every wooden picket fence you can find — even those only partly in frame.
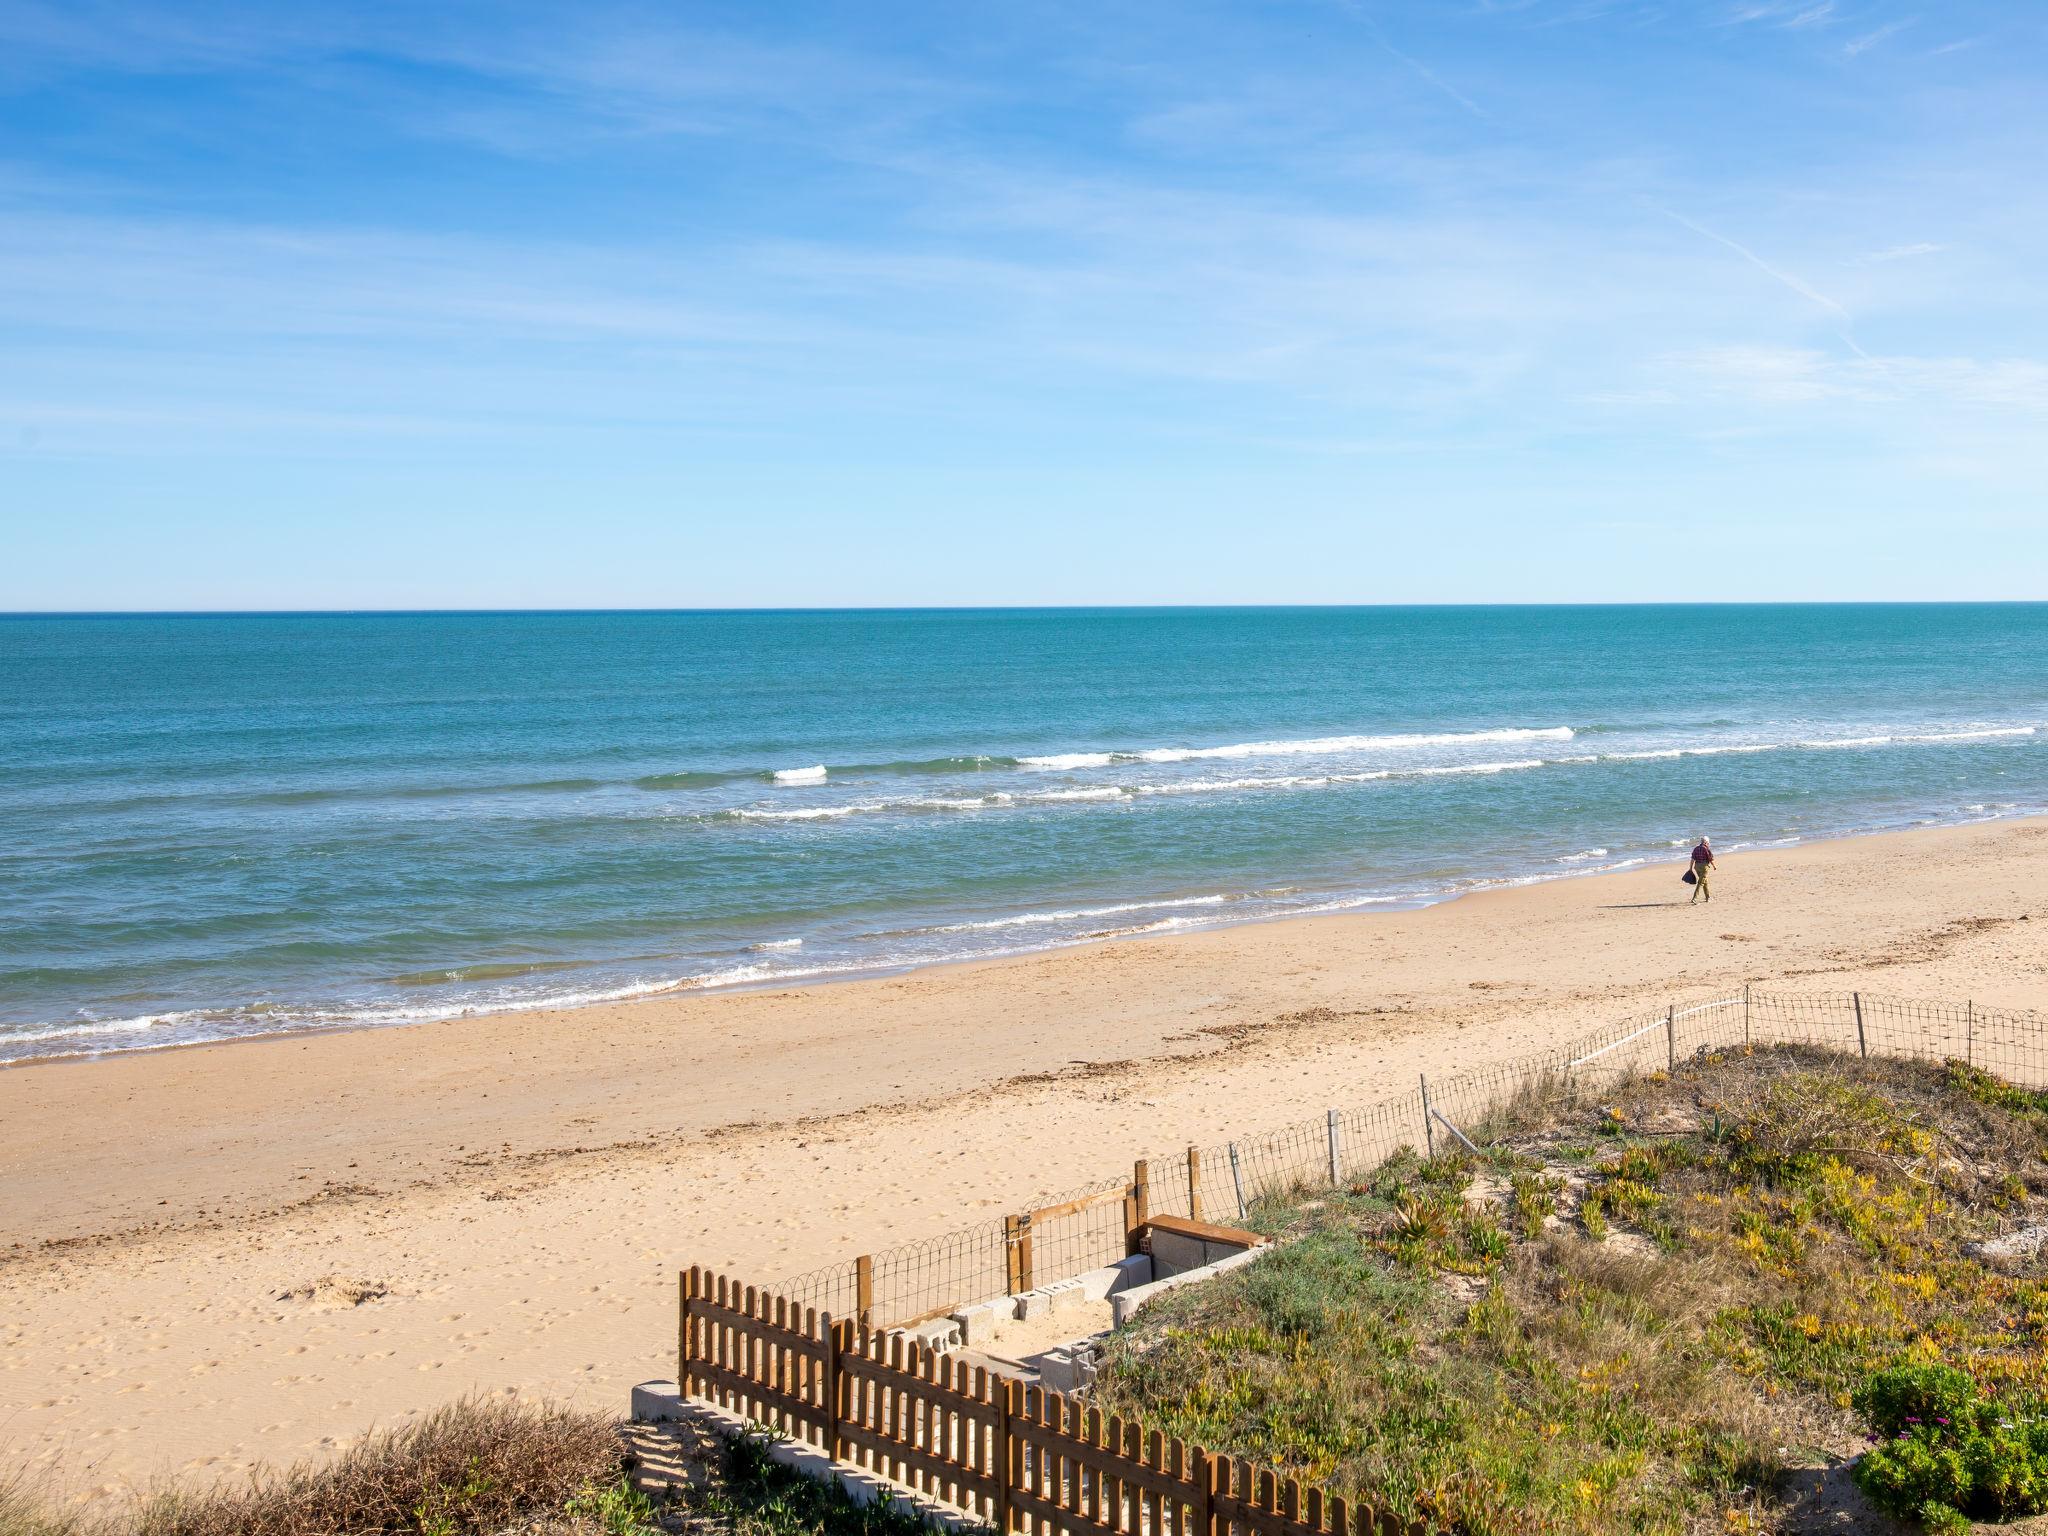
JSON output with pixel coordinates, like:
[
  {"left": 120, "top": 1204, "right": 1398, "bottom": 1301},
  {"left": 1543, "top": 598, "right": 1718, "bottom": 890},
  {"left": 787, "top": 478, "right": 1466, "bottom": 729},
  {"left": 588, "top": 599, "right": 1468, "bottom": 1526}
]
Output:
[{"left": 681, "top": 1267, "right": 1420, "bottom": 1536}]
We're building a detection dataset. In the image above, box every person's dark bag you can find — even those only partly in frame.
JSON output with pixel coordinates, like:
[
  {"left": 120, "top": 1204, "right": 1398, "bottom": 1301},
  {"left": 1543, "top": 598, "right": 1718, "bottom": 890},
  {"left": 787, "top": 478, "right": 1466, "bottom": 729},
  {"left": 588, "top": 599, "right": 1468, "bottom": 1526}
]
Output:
[{"left": 1682, "top": 868, "right": 1698, "bottom": 884}]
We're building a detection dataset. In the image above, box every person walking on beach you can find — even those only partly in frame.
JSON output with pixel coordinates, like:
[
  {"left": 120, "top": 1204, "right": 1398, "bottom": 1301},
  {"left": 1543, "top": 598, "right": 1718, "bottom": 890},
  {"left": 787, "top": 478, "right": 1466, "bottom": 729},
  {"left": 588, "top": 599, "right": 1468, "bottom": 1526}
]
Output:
[{"left": 1688, "top": 836, "right": 1716, "bottom": 904}]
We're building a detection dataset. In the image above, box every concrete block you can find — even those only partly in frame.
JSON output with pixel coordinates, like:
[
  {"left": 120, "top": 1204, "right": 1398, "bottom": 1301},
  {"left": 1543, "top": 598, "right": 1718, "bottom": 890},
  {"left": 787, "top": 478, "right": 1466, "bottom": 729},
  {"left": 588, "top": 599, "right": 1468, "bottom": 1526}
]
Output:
[
  {"left": 1111, "top": 1246, "right": 1265, "bottom": 1327},
  {"left": 1015, "top": 1289, "right": 1053, "bottom": 1321},
  {"left": 632, "top": 1380, "right": 683, "bottom": 1423},
  {"left": 1076, "top": 1255, "right": 1152, "bottom": 1302},
  {"left": 1037, "top": 1345, "right": 1088, "bottom": 1395},
  {"left": 670, "top": 1396, "right": 984, "bottom": 1532},
  {"left": 1046, "top": 1279, "right": 1088, "bottom": 1316},
  {"left": 907, "top": 1318, "right": 962, "bottom": 1352},
  {"left": 949, "top": 1300, "right": 1005, "bottom": 1345}
]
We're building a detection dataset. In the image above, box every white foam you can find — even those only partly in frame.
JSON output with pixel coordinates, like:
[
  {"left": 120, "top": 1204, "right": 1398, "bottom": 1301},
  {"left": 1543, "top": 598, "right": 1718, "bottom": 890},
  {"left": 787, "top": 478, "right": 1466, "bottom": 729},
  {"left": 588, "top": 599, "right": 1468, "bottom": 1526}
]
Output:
[
  {"left": 1289, "top": 893, "right": 1404, "bottom": 916},
  {"left": 918, "top": 894, "right": 1234, "bottom": 936},
  {"left": 1019, "top": 725, "right": 1573, "bottom": 770},
  {"left": 751, "top": 938, "right": 804, "bottom": 951},
  {"left": 731, "top": 805, "right": 859, "bottom": 822},
  {"left": 1604, "top": 726, "right": 2036, "bottom": 764},
  {"left": 1560, "top": 848, "right": 1610, "bottom": 862},
  {"left": 1017, "top": 751, "right": 1118, "bottom": 770},
  {"left": 771, "top": 764, "right": 828, "bottom": 785},
  {"left": 1901, "top": 726, "right": 2036, "bottom": 743}
]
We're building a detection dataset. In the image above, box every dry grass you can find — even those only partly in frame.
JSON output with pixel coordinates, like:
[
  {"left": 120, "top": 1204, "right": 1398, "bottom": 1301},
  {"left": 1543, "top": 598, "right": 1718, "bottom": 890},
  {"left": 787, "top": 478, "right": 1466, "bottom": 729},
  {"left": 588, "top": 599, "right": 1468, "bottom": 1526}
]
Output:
[
  {"left": 130, "top": 1398, "right": 624, "bottom": 1536},
  {"left": 0, "top": 1473, "right": 87, "bottom": 1536},
  {"left": 8, "top": 1400, "right": 636, "bottom": 1536}
]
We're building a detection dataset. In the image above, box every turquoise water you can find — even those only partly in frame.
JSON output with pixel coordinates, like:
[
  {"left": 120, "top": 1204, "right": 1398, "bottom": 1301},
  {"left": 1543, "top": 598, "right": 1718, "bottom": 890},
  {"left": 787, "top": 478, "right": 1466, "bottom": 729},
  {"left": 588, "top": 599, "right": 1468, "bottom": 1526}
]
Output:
[{"left": 3, "top": 606, "right": 2044, "bottom": 1062}]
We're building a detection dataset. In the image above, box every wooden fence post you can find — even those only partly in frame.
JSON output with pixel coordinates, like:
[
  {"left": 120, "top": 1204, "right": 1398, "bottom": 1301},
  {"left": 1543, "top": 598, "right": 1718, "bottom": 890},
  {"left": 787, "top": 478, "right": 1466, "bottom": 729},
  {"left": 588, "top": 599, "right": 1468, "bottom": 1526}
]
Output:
[
  {"left": 1853, "top": 992, "right": 1867, "bottom": 1058},
  {"left": 1128, "top": 1159, "right": 1151, "bottom": 1255},
  {"left": 994, "top": 1377, "right": 1017, "bottom": 1533},
  {"left": 1743, "top": 983, "right": 1752, "bottom": 1051},
  {"left": 1327, "top": 1109, "right": 1342, "bottom": 1186},
  {"left": 1967, "top": 999, "right": 1975, "bottom": 1067},
  {"left": 1003, "top": 1215, "right": 1023, "bottom": 1294},
  {"left": 679, "top": 1267, "right": 697, "bottom": 1399},
  {"left": 1187, "top": 1145, "right": 1203, "bottom": 1222},
  {"left": 1018, "top": 1216, "right": 1034, "bottom": 1294},
  {"left": 1194, "top": 1446, "right": 1215, "bottom": 1536},
  {"left": 1419, "top": 1076, "right": 1436, "bottom": 1159},
  {"left": 828, "top": 1316, "right": 854, "bottom": 1461},
  {"left": 855, "top": 1253, "right": 874, "bottom": 1330},
  {"left": 1665, "top": 1005, "right": 1676, "bottom": 1072},
  {"left": 1227, "top": 1143, "right": 1246, "bottom": 1219}
]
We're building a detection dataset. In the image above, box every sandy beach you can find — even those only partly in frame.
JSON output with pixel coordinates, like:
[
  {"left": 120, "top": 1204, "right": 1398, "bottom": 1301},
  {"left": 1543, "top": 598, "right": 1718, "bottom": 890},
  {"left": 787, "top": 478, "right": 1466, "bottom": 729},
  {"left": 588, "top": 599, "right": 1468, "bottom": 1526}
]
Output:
[{"left": 4, "top": 816, "right": 2046, "bottom": 1498}]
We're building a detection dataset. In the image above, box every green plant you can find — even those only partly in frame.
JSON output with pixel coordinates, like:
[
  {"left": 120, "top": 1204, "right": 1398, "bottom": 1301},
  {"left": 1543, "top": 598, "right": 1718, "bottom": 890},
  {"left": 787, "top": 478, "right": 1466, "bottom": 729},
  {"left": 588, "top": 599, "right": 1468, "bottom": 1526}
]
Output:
[
  {"left": 702, "top": 1431, "right": 965, "bottom": 1536},
  {"left": 1851, "top": 1364, "right": 2048, "bottom": 1525},
  {"left": 1509, "top": 1172, "right": 1556, "bottom": 1239},
  {"left": 1580, "top": 1189, "right": 1608, "bottom": 1243},
  {"left": 563, "top": 1478, "right": 658, "bottom": 1536}
]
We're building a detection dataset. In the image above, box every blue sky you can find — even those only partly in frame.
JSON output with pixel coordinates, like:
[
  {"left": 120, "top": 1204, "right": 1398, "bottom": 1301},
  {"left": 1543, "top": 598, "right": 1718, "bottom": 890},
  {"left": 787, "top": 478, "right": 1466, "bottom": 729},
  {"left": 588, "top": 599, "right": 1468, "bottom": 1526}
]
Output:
[{"left": 2, "top": 0, "right": 2043, "bottom": 608}]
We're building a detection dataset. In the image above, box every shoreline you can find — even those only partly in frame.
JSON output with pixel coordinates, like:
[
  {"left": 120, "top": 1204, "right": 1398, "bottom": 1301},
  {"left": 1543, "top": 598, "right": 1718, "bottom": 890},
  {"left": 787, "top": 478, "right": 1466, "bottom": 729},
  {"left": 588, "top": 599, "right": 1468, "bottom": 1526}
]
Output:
[
  {"left": 9, "top": 801, "right": 2039, "bottom": 1073},
  {"left": 4, "top": 814, "right": 2047, "bottom": 1495}
]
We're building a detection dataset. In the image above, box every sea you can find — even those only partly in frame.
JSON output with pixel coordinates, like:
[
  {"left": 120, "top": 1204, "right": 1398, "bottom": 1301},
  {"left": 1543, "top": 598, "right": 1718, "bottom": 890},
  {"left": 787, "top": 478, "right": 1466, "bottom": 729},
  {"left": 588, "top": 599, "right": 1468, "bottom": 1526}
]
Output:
[{"left": 3, "top": 605, "right": 2044, "bottom": 1064}]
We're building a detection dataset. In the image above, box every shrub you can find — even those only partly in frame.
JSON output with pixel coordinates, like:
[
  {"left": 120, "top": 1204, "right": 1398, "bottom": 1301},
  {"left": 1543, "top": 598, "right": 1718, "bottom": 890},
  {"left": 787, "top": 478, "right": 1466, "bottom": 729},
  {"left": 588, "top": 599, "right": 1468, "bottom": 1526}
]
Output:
[
  {"left": 1851, "top": 1364, "right": 2048, "bottom": 1525},
  {"left": 130, "top": 1397, "right": 623, "bottom": 1536},
  {"left": 1852, "top": 1363, "right": 1979, "bottom": 1438}
]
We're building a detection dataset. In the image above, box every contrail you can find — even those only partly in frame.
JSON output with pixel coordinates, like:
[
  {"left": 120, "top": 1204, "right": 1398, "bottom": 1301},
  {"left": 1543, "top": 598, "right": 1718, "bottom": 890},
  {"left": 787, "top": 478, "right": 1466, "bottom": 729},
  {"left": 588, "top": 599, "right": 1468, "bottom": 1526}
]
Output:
[{"left": 1656, "top": 203, "right": 1899, "bottom": 388}]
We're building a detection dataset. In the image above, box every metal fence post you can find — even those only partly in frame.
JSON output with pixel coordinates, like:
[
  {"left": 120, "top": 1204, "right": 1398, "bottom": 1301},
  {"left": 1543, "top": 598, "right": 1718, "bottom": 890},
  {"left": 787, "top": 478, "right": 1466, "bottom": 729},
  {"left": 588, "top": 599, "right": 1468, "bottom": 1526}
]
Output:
[
  {"left": 1665, "top": 1005, "right": 1676, "bottom": 1072},
  {"left": 1227, "top": 1142, "right": 1247, "bottom": 1219},
  {"left": 1853, "top": 992, "right": 1867, "bottom": 1058},
  {"left": 1967, "top": 1000, "right": 1975, "bottom": 1066},
  {"left": 1326, "top": 1108, "right": 1342, "bottom": 1186},
  {"left": 1419, "top": 1075, "right": 1436, "bottom": 1158}
]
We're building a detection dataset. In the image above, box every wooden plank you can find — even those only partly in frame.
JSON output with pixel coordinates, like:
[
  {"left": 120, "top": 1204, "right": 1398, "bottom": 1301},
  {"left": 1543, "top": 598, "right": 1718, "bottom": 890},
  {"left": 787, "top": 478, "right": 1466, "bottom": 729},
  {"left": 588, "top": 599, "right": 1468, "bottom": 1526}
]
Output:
[
  {"left": 833, "top": 1420, "right": 1001, "bottom": 1502},
  {"left": 1141, "top": 1214, "right": 1267, "bottom": 1248},
  {"left": 1010, "top": 1484, "right": 1117, "bottom": 1536},
  {"left": 993, "top": 1376, "right": 1015, "bottom": 1534},
  {"left": 685, "top": 1358, "right": 823, "bottom": 1430},
  {"left": 1028, "top": 1185, "right": 1127, "bottom": 1226},
  {"left": 685, "top": 1299, "right": 830, "bottom": 1357},
  {"left": 1004, "top": 1214, "right": 1024, "bottom": 1295},
  {"left": 1007, "top": 1420, "right": 1193, "bottom": 1505}
]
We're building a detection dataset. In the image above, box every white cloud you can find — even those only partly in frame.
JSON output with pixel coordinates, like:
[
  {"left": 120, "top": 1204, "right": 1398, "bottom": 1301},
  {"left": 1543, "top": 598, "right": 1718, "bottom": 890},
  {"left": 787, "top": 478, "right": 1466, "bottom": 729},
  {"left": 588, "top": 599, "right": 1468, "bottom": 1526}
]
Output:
[
  {"left": 1668, "top": 345, "right": 2048, "bottom": 411},
  {"left": 1853, "top": 242, "right": 1944, "bottom": 264},
  {"left": 1844, "top": 18, "right": 1915, "bottom": 56}
]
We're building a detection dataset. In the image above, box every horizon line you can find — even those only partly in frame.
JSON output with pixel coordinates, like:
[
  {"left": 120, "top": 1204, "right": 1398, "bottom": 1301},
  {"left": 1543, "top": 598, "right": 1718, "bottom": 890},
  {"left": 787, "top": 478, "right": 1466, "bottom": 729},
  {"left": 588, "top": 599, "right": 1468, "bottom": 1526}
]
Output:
[{"left": 3, "top": 599, "right": 2046, "bottom": 619}]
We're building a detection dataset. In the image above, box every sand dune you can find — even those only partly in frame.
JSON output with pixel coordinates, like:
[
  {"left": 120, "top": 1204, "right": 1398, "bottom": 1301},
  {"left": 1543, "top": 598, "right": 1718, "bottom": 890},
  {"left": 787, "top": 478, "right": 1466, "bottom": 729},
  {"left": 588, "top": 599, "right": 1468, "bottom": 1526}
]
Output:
[{"left": 4, "top": 817, "right": 2046, "bottom": 1497}]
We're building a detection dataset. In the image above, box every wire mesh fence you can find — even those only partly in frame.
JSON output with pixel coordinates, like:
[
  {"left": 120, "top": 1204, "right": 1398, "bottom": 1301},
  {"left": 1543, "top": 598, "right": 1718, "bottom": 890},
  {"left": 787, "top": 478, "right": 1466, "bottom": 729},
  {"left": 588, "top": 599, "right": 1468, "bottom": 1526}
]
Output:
[{"left": 771, "top": 987, "right": 2044, "bottom": 1330}]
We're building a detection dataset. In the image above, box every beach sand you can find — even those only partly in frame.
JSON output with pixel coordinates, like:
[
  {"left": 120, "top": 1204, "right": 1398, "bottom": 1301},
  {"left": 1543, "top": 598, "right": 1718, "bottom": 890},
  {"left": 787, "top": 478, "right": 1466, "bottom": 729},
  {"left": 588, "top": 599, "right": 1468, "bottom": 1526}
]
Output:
[{"left": 4, "top": 817, "right": 2046, "bottom": 1497}]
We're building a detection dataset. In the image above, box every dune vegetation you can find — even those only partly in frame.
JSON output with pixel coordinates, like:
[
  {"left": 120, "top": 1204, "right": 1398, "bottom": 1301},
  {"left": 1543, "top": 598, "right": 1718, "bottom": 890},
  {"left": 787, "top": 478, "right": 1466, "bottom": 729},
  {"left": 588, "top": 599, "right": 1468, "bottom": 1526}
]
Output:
[{"left": 1090, "top": 1045, "right": 2048, "bottom": 1536}]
